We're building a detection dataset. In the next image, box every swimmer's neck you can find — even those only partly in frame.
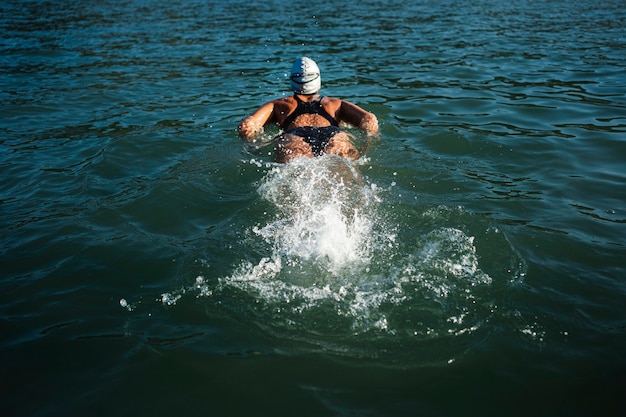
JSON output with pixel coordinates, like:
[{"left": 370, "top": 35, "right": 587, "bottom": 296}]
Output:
[{"left": 294, "top": 93, "right": 321, "bottom": 101}]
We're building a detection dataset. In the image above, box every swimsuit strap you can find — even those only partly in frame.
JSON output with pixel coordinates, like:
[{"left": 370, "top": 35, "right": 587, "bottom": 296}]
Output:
[{"left": 280, "top": 95, "right": 339, "bottom": 130}]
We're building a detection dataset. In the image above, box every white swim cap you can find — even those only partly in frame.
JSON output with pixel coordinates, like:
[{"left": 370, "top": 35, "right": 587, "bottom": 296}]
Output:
[{"left": 290, "top": 56, "right": 321, "bottom": 95}]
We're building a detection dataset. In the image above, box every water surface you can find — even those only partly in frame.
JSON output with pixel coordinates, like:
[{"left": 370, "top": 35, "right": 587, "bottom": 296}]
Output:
[{"left": 1, "top": 0, "right": 625, "bottom": 416}]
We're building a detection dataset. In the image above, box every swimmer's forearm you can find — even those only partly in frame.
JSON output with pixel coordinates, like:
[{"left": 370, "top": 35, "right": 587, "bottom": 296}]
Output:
[
  {"left": 238, "top": 102, "right": 275, "bottom": 141},
  {"left": 359, "top": 112, "right": 379, "bottom": 138}
]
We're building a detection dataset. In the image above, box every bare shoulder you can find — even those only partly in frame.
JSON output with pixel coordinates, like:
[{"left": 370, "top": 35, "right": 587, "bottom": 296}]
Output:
[
  {"left": 272, "top": 95, "right": 297, "bottom": 117},
  {"left": 320, "top": 96, "right": 342, "bottom": 112},
  {"left": 250, "top": 96, "right": 294, "bottom": 117},
  {"left": 324, "top": 96, "right": 366, "bottom": 113},
  {"left": 273, "top": 95, "right": 295, "bottom": 104},
  {"left": 321, "top": 96, "right": 342, "bottom": 105}
]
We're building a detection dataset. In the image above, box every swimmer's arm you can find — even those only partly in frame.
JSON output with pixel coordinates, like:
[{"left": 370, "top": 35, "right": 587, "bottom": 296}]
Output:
[
  {"left": 238, "top": 102, "right": 275, "bottom": 141},
  {"left": 338, "top": 100, "right": 379, "bottom": 138}
]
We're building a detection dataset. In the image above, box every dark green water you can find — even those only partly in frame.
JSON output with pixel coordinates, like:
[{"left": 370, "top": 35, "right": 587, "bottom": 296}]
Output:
[{"left": 2, "top": 0, "right": 625, "bottom": 416}]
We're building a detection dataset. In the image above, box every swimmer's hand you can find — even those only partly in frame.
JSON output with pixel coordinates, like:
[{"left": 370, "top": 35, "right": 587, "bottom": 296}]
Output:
[
  {"left": 238, "top": 117, "right": 264, "bottom": 142},
  {"left": 359, "top": 112, "right": 380, "bottom": 139}
]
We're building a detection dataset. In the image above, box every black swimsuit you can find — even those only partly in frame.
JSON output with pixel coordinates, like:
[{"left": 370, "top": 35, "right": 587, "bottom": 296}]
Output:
[
  {"left": 280, "top": 96, "right": 341, "bottom": 156},
  {"left": 280, "top": 95, "right": 339, "bottom": 130}
]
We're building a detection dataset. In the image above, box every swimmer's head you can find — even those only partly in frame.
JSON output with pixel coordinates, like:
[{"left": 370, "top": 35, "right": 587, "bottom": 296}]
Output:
[{"left": 290, "top": 57, "right": 321, "bottom": 95}]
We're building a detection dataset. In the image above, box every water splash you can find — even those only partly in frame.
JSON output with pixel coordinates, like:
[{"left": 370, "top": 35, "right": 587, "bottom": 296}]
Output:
[{"left": 253, "top": 155, "right": 384, "bottom": 275}]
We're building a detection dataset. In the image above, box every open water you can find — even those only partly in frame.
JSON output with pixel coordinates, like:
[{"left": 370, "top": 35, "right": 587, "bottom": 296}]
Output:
[{"left": 2, "top": 0, "right": 625, "bottom": 416}]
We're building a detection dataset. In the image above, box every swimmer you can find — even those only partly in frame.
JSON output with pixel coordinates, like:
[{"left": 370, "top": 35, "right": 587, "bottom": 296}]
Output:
[{"left": 238, "top": 56, "right": 379, "bottom": 163}]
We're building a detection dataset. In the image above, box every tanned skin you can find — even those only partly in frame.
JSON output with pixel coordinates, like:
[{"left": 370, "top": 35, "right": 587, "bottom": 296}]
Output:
[{"left": 238, "top": 93, "right": 379, "bottom": 163}]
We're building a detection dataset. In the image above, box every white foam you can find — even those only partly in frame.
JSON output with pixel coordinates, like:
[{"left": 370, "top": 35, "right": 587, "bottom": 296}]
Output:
[{"left": 255, "top": 155, "right": 379, "bottom": 274}]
